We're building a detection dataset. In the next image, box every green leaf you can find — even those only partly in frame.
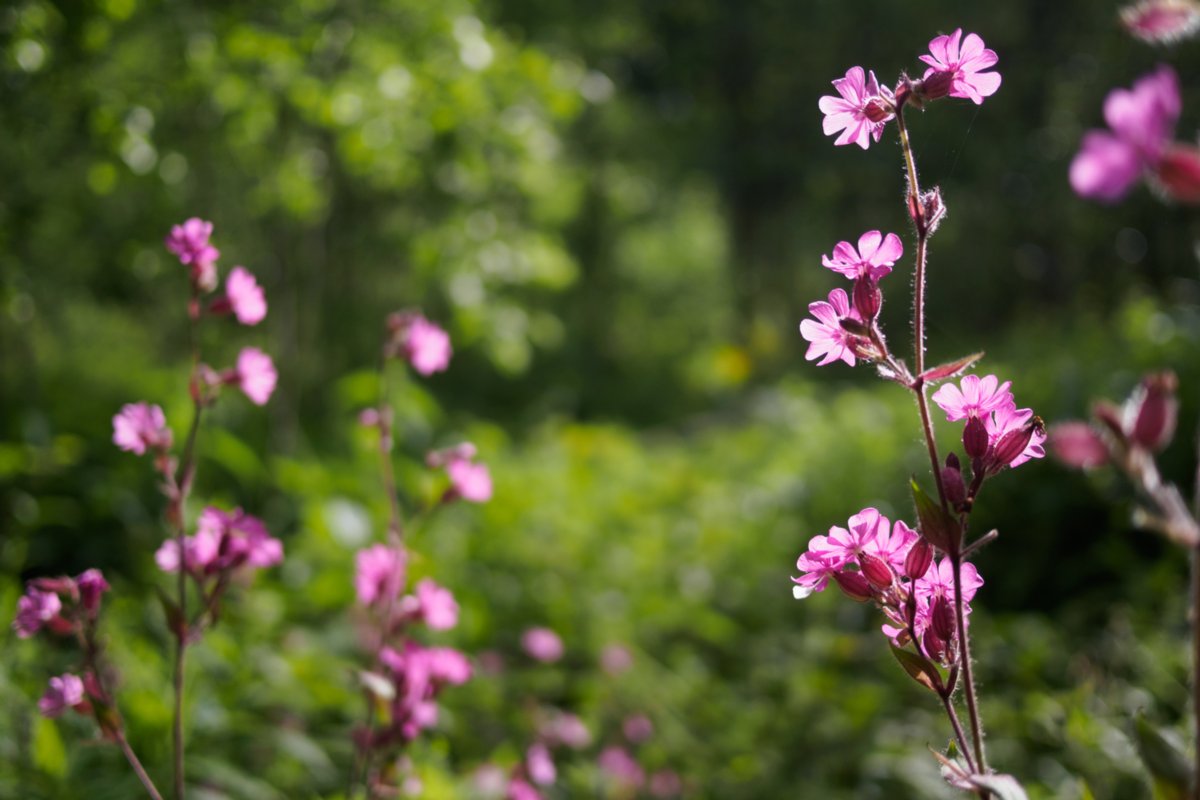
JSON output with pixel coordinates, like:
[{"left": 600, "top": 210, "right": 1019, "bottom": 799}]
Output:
[
  {"left": 32, "top": 715, "right": 66, "bottom": 778},
  {"left": 889, "top": 644, "right": 942, "bottom": 694},
  {"left": 911, "top": 477, "right": 960, "bottom": 553},
  {"left": 1133, "top": 714, "right": 1192, "bottom": 797}
]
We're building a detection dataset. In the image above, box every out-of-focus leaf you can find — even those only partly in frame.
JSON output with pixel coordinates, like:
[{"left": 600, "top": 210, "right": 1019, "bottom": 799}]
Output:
[
  {"left": 32, "top": 715, "right": 66, "bottom": 778},
  {"left": 1133, "top": 714, "right": 1192, "bottom": 798}
]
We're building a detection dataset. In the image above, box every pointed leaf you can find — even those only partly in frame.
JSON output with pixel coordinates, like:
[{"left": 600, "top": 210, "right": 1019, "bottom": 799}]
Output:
[
  {"left": 921, "top": 352, "right": 984, "bottom": 382},
  {"left": 1133, "top": 714, "right": 1193, "bottom": 794},
  {"left": 890, "top": 644, "right": 942, "bottom": 693},
  {"left": 911, "top": 477, "right": 960, "bottom": 553}
]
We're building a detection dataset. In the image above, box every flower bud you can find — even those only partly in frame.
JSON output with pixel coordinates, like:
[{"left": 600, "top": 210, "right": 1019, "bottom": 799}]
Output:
[
  {"left": 941, "top": 463, "right": 966, "bottom": 508},
  {"left": 920, "top": 188, "right": 946, "bottom": 235},
  {"left": 918, "top": 70, "right": 954, "bottom": 102},
  {"left": 962, "top": 416, "right": 989, "bottom": 460},
  {"left": 1129, "top": 371, "right": 1178, "bottom": 452},
  {"left": 832, "top": 570, "right": 873, "bottom": 602},
  {"left": 988, "top": 416, "right": 1044, "bottom": 473},
  {"left": 922, "top": 627, "right": 947, "bottom": 663},
  {"left": 1092, "top": 400, "right": 1126, "bottom": 441},
  {"left": 1155, "top": 144, "right": 1200, "bottom": 203},
  {"left": 863, "top": 96, "right": 896, "bottom": 124},
  {"left": 904, "top": 538, "right": 934, "bottom": 580},
  {"left": 931, "top": 595, "right": 956, "bottom": 642},
  {"left": 858, "top": 553, "right": 894, "bottom": 589},
  {"left": 1049, "top": 422, "right": 1109, "bottom": 469},
  {"left": 852, "top": 278, "right": 882, "bottom": 322}
]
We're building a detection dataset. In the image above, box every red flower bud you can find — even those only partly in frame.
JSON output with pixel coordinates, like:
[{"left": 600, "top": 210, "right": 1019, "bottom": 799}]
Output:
[
  {"left": 852, "top": 278, "right": 882, "bottom": 321},
  {"left": 904, "top": 538, "right": 934, "bottom": 580},
  {"left": 963, "top": 416, "right": 989, "bottom": 460},
  {"left": 918, "top": 70, "right": 954, "bottom": 101},
  {"left": 863, "top": 97, "right": 896, "bottom": 123},
  {"left": 833, "top": 570, "right": 873, "bottom": 602},
  {"left": 988, "top": 416, "right": 1043, "bottom": 473},
  {"left": 1155, "top": 145, "right": 1200, "bottom": 204},
  {"left": 931, "top": 595, "right": 956, "bottom": 642},
  {"left": 858, "top": 553, "right": 894, "bottom": 589},
  {"left": 1049, "top": 422, "right": 1110, "bottom": 469},
  {"left": 941, "top": 464, "right": 966, "bottom": 507},
  {"left": 1129, "top": 371, "right": 1178, "bottom": 452},
  {"left": 922, "top": 627, "right": 947, "bottom": 663}
]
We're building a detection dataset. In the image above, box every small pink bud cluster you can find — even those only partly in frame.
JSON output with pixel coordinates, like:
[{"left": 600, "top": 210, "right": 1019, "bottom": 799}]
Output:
[
  {"left": 820, "top": 29, "right": 1000, "bottom": 150},
  {"left": 792, "top": 508, "right": 983, "bottom": 667},
  {"left": 1071, "top": 65, "right": 1200, "bottom": 204}
]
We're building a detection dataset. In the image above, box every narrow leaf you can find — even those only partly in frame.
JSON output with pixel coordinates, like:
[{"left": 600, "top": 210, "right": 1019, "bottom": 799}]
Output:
[
  {"left": 921, "top": 351, "right": 984, "bottom": 382},
  {"left": 911, "top": 477, "right": 960, "bottom": 553},
  {"left": 889, "top": 644, "right": 942, "bottom": 693}
]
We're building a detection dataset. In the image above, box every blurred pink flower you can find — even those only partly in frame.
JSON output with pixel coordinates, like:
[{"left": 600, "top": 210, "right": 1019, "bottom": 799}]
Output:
[
  {"left": 1049, "top": 422, "right": 1110, "bottom": 469},
  {"left": 526, "top": 742, "right": 556, "bottom": 786},
  {"left": 931, "top": 374, "right": 1013, "bottom": 421},
  {"left": 447, "top": 458, "right": 493, "bottom": 503},
  {"left": 506, "top": 777, "right": 542, "bottom": 800},
  {"left": 623, "top": 714, "right": 654, "bottom": 743},
  {"left": 156, "top": 507, "right": 281, "bottom": 576},
  {"left": 918, "top": 29, "right": 1002, "bottom": 105},
  {"left": 112, "top": 402, "right": 172, "bottom": 455},
  {"left": 76, "top": 569, "right": 110, "bottom": 615},
  {"left": 542, "top": 711, "right": 592, "bottom": 749},
  {"left": 13, "top": 587, "right": 61, "bottom": 639},
  {"left": 235, "top": 347, "right": 277, "bottom": 405},
  {"left": 600, "top": 643, "right": 633, "bottom": 675},
  {"left": 389, "top": 312, "right": 452, "bottom": 375},
  {"left": 819, "top": 66, "right": 895, "bottom": 149},
  {"left": 225, "top": 267, "right": 267, "bottom": 325},
  {"left": 1121, "top": 0, "right": 1200, "bottom": 43},
  {"left": 649, "top": 769, "right": 683, "bottom": 797},
  {"left": 379, "top": 641, "right": 471, "bottom": 740},
  {"left": 165, "top": 217, "right": 220, "bottom": 292},
  {"left": 413, "top": 578, "right": 459, "bottom": 630},
  {"left": 522, "top": 627, "right": 564, "bottom": 663},
  {"left": 799, "top": 288, "right": 862, "bottom": 367},
  {"left": 355, "top": 544, "right": 406, "bottom": 608},
  {"left": 821, "top": 230, "right": 903, "bottom": 282},
  {"left": 38, "top": 673, "right": 84, "bottom": 718},
  {"left": 598, "top": 746, "right": 645, "bottom": 789},
  {"left": 1070, "top": 65, "right": 1180, "bottom": 202}
]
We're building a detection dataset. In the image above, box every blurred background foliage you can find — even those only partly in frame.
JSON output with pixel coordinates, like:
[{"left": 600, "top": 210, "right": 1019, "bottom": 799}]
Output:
[{"left": 3, "top": 0, "right": 1200, "bottom": 797}]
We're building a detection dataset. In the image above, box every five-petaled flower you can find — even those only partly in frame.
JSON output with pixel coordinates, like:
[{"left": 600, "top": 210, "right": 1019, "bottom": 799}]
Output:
[
  {"left": 822, "top": 230, "right": 904, "bottom": 282},
  {"left": 112, "top": 402, "right": 173, "bottom": 456},
  {"left": 799, "top": 288, "right": 863, "bottom": 367},
  {"left": 819, "top": 67, "right": 896, "bottom": 150},
  {"left": 919, "top": 28, "right": 1002, "bottom": 105}
]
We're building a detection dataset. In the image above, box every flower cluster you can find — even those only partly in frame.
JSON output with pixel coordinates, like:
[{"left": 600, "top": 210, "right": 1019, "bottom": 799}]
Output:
[
  {"left": 819, "top": 29, "right": 1000, "bottom": 151},
  {"left": 1070, "top": 65, "right": 1200, "bottom": 204},
  {"left": 932, "top": 374, "right": 1046, "bottom": 480},
  {"left": 155, "top": 506, "right": 282, "bottom": 578},
  {"left": 427, "top": 442, "right": 494, "bottom": 503}
]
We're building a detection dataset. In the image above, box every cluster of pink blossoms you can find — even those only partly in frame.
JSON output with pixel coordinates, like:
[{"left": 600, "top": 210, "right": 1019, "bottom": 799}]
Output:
[
  {"left": 1070, "top": 64, "right": 1200, "bottom": 205},
  {"left": 819, "top": 28, "right": 1000, "bottom": 151},
  {"left": 12, "top": 570, "right": 114, "bottom": 719},
  {"left": 155, "top": 506, "right": 282, "bottom": 578},
  {"left": 932, "top": 374, "right": 1046, "bottom": 476}
]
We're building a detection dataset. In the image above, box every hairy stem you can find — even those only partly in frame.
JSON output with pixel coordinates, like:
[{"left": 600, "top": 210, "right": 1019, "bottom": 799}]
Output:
[
  {"left": 940, "top": 692, "right": 978, "bottom": 774},
  {"left": 952, "top": 552, "right": 987, "bottom": 773}
]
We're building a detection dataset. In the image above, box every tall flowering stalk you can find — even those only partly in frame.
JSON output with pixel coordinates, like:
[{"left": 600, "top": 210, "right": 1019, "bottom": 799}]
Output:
[
  {"left": 14, "top": 218, "right": 281, "bottom": 799},
  {"left": 796, "top": 30, "right": 1042, "bottom": 796},
  {"left": 350, "top": 311, "right": 487, "bottom": 798}
]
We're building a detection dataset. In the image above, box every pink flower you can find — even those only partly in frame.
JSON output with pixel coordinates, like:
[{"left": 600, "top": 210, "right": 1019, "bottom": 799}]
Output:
[
  {"left": 862, "top": 520, "right": 919, "bottom": 573},
  {"left": 819, "top": 66, "right": 895, "bottom": 150},
  {"left": 623, "top": 714, "right": 654, "bottom": 743},
  {"left": 13, "top": 588, "right": 61, "bottom": 639},
  {"left": 388, "top": 312, "right": 452, "bottom": 375},
  {"left": 1070, "top": 65, "right": 1180, "bottom": 203},
  {"left": 1049, "top": 422, "right": 1110, "bottom": 469},
  {"left": 156, "top": 507, "right": 282, "bottom": 575},
  {"left": 112, "top": 402, "right": 172, "bottom": 455},
  {"left": 598, "top": 746, "right": 645, "bottom": 789},
  {"left": 38, "top": 673, "right": 85, "bottom": 718},
  {"left": 821, "top": 230, "right": 903, "bottom": 282},
  {"left": 931, "top": 374, "right": 1013, "bottom": 421},
  {"left": 521, "top": 627, "right": 564, "bottom": 663},
  {"left": 413, "top": 578, "right": 459, "bottom": 630},
  {"left": 380, "top": 641, "right": 471, "bottom": 741},
  {"left": 355, "top": 544, "right": 406, "bottom": 607},
  {"left": 798, "top": 288, "right": 862, "bottom": 367},
  {"left": 165, "top": 217, "right": 220, "bottom": 292},
  {"left": 541, "top": 711, "right": 592, "bottom": 749},
  {"left": 235, "top": 347, "right": 277, "bottom": 405},
  {"left": 76, "top": 569, "right": 110, "bottom": 615},
  {"left": 507, "top": 778, "right": 542, "bottom": 800},
  {"left": 600, "top": 643, "right": 633, "bottom": 675},
  {"left": 821, "top": 507, "right": 889, "bottom": 565},
  {"left": 916, "top": 557, "right": 983, "bottom": 606},
  {"left": 985, "top": 402, "right": 1046, "bottom": 468},
  {"left": 526, "top": 742, "right": 556, "bottom": 786},
  {"left": 447, "top": 458, "right": 493, "bottom": 503},
  {"left": 649, "top": 770, "right": 683, "bottom": 797},
  {"left": 919, "top": 29, "right": 1001, "bottom": 105},
  {"left": 791, "top": 550, "right": 841, "bottom": 599},
  {"left": 225, "top": 267, "right": 267, "bottom": 325},
  {"left": 1121, "top": 0, "right": 1200, "bottom": 44}
]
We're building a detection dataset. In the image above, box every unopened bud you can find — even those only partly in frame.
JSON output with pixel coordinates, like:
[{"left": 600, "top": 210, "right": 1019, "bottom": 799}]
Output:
[
  {"left": 1154, "top": 144, "right": 1200, "bottom": 204},
  {"left": 931, "top": 595, "right": 956, "bottom": 642},
  {"left": 1049, "top": 422, "right": 1110, "bottom": 469},
  {"left": 989, "top": 417, "right": 1043, "bottom": 473},
  {"left": 863, "top": 97, "right": 896, "bottom": 124},
  {"left": 859, "top": 553, "right": 894, "bottom": 589},
  {"left": 920, "top": 188, "right": 946, "bottom": 235},
  {"left": 918, "top": 70, "right": 954, "bottom": 102},
  {"left": 963, "top": 416, "right": 989, "bottom": 460},
  {"left": 852, "top": 278, "right": 882, "bottom": 321},
  {"left": 1092, "top": 400, "right": 1126, "bottom": 440},
  {"left": 832, "top": 570, "right": 873, "bottom": 602},
  {"left": 904, "top": 539, "right": 934, "bottom": 580},
  {"left": 941, "top": 464, "right": 966, "bottom": 508},
  {"left": 922, "top": 627, "right": 947, "bottom": 663},
  {"left": 1129, "top": 371, "right": 1178, "bottom": 452}
]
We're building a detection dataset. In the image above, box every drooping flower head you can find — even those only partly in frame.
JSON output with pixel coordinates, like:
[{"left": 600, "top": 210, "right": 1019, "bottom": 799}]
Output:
[
  {"left": 225, "top": 267, "right": 267, "bottom": 325},
  {"left": 799, "top": 288, "right": 863, "bottom": 367},
  {"left": 235, "top": 347, "right": 278, "bottom": 405},
  {"left": 165, "top": 217, "right": 220, "bottom": 292},
  {"left": 112, "top": 402, "right": 173, "bottom": 456},
  {"left": 918, "top": 29, "right": 1002, "bottom": 105},
  {"left": 355, "top": 543, "right": 406, "bottom": 608},
  {"left": 821, "top": 230, "right": 904, "bottom": 282},
  {"left": 819, "top": 66, "right": 896, "bottom": 150},
  {"left": 521, "top": 627, "right": 564, "bottom": 663},
  {"left": 38, "top": 673, "right": 85, "bottom": 718},
  {"left": 1070, "top": 65, "right": 1181, "bottom": 202}
]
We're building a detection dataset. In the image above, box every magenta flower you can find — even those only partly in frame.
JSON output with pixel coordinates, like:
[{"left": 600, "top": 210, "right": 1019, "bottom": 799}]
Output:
[
  {"left": 919, "top": 29, "right": 1001, "bottom": 105},
  {"left": 112, "top": 402, "right": 173, "bottom": 456},
  {"left": 355, "top": 544, "right": 406, "bottom": 607},
  {"left": 623, "top": 714, "right": 654, "bottom": 743},
  {"left": 541, "top": 711, "right": 592, "bottom": 749},
  {"left": 12, "top": 587, "right": 62, "bottom": 639},
  {"left": 1049, "top": 422, "right": 1110, "bottom": 469},
  {"left": 388, "top": 313, "right": 452, "bottom": 375},
  {"left": 521, "top": 627, "right": 564, "bottom": 663},
  {"left": 799, "top": 288, "right": 863, "bottom": 367},
  {"left": 413, "top": 578, "right": 460, "bottom": 630},
  {"left": 862, "top": 519, "right": 919, "bottom": 573},
  {"left": 38, "top": 673, "right": 85, "bottom": 718},
  {"left": 526, "top": 742, "right": 557, "bottom": 786},
  {"left": 156, "top": 506, "right": 282, "bottom": 575},
  {"left": 225, "top": 267, "right": 267, "bottom": 325},
  {"left": 916, "top": 557, "right": 983, "bottom": 605},
  {"left": 447, "top": 458, "right": 493, "bottom": 503},
  {"left": 1121, "top": 0, "right": 1200, "bottom": 43},
  {"left": 1070, "top": 65, "right": 1180, "bottom": 203},
  {"left": 819, "top": 67, "right": 895, "bottom": 150},
  {"left": 235, "top": 347, "right": 277, "bottom": 405},
  {"left": 165, "top": 217, "right": 220, "bottom": 292},
  {"left": 822, "top": 507, "right": 889, "bottom": 565},
  {"left": 507, "top": 778, "right": 542, "bottom": 800},
  {"left": 985, "top": 402, "right": 1046, "bottom": 468},
  {"left": 76, "top": 569, "right": 110, "bottom": 615},
  {"left": 931, "top": 374, "right": 1013, "bottom": 421},
  {"left": 598, "top": 746, "right": 646, "bottom": 789},
  {"left": 791, "top": 550, "right": 841, "bottom": 599},
  {"left": 379, "top": 641, "right": 471, "bottom": 740},
  {"left": 822, "top": 230, "right": 903, "bottom": 282},
  {"left": 600, "top": 643, "right": 633, "bottom": 675}
]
